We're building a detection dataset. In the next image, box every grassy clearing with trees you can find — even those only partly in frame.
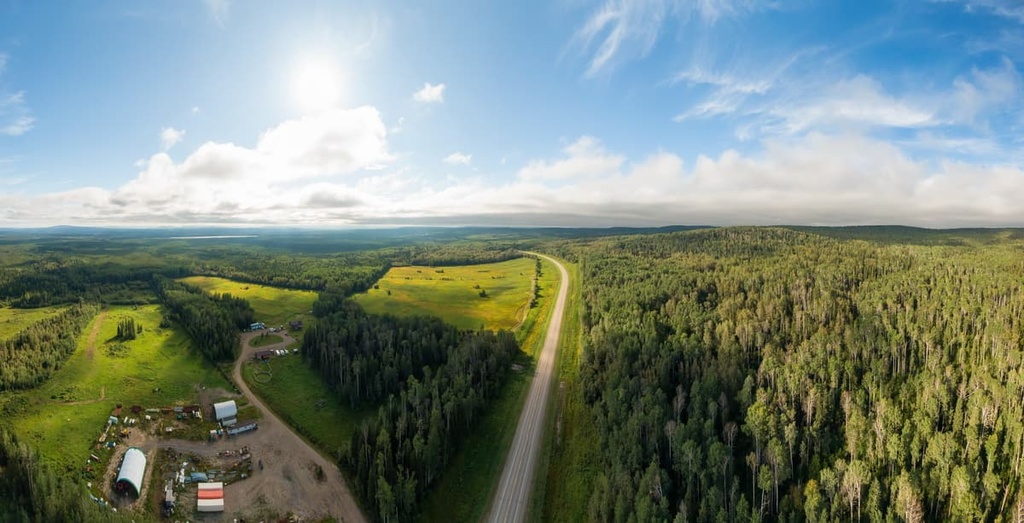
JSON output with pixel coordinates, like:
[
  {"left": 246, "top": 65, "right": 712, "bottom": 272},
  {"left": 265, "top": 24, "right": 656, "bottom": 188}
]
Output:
[
  {"left": 242, "top": 355, "right": 374, "bottom": 460},
  {"left": 352, "top": 257, "right": 535, "bottom": 330},
  {"left": 4, "top": 304, "right": 232, "bottom": 471},
  {"left": 0, "top": 305, "right": 67, "bottom": 339},
  {"left": 179, "top": 275, "right": 317, "bottom": 326}
]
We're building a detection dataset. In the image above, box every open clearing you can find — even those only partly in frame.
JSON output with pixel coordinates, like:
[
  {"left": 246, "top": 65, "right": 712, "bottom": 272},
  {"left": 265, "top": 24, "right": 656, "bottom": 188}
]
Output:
[
  {"left": 179, "top": 276, "right": 317, "bottom": 326},
  {"left": 7, "top": 304, "right": 232, "bottom": 472},
  {"left": 354, "top": 257, "right": 535, "bottom": 330},
  {"left": 243, "top": 351, "right": 373, "bottom": 461},
  {"left": 0, "top": 304, "right": 67, "bottom": 339}
]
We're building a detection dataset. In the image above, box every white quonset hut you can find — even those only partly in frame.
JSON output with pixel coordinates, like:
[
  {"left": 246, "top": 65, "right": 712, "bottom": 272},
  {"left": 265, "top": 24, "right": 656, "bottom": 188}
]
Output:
[
  {"left": 213, "top": 400, "right": 237, "bottom": 427},
  {"left": 115, "top": 447, "right": 147, "bottom": 497}
]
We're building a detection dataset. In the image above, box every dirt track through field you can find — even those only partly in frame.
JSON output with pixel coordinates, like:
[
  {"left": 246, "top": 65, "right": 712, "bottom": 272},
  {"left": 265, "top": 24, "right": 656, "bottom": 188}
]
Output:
[
  {"left": 487, "top": 253, "right": 570, "bottom": 523},
  {"left": 85, "top": 310, "right": 107, "bottom": 360}
]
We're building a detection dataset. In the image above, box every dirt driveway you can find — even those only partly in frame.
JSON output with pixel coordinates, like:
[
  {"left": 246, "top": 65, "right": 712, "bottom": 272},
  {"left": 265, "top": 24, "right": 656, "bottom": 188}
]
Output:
[{"left": 112, "top": 330, "right": 366, "bottom": 522}]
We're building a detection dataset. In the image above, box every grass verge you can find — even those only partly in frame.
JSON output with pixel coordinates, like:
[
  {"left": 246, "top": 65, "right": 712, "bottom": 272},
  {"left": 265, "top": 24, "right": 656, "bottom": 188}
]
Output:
[
  {"left": 418, "top": 256, "right": 562, "bottom": 522},
  {"left": 532, "top": 260, "right": 599, "bottom": 523}
]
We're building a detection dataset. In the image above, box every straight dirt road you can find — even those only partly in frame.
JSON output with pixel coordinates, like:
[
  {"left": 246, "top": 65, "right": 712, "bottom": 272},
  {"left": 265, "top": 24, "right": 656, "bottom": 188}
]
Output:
[{"left": 486, "top": 253, "right": 571, "bottom": 523}]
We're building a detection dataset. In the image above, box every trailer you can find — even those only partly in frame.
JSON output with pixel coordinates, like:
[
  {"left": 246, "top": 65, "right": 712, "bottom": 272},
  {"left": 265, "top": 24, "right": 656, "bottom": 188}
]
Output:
[{"left": 227, "top": 422, "right": 258, "bottom": 436}]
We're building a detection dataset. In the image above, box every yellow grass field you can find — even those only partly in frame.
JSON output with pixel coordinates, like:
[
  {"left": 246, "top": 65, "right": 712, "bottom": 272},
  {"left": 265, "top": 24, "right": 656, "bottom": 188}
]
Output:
[
  {"left": 353, "top": 257, "right": 536, "bottom": 330},
  {"left": 178, "top": 276, "right": 318, "bottom": 327},
  {"left": 0, "top": 305, "right": 67, "bottom": 340}
]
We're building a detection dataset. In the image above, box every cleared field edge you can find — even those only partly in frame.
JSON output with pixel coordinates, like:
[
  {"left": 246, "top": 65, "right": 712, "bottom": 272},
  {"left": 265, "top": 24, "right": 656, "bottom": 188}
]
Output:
[
  {"left": 418, "top": 256, "right": 562, "bottom": 522},
  {"left": 530, "top": 260, "right": 588, "bottom": 523},
  {"left": 353, "top": 257, "right": 536, "bottom": 331},
  {"left": 0, "top": 305, "right": 69, "bottom": 340}
]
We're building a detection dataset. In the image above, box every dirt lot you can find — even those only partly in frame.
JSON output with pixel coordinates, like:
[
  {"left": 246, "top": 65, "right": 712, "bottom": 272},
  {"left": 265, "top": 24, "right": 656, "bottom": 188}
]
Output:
[{"left": 101, "top": 330, "right": 365, "bottom": 522}]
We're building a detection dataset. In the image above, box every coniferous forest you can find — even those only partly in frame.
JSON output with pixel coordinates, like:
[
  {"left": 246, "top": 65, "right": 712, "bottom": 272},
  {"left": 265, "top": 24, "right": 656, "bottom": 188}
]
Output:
[
  {"left": 307, "top": 294, "right": 520, "bottom": 521},
  {"left": 547, "top": 227, "right": 1024, "bottom": 522}
]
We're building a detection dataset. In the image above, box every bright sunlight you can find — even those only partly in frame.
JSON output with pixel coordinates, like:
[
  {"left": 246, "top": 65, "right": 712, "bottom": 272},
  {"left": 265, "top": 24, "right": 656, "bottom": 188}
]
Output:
[{"left": 292, "top": 58, "right": 342, "bottom": 112}]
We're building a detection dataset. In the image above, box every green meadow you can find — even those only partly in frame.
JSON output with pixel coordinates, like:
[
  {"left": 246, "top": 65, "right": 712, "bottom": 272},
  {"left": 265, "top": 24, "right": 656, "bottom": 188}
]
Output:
[
  {"left": 242, "top": 354, "right": 372, "bottom": 460},
  {"left": 0, "top": 305, "right": 67, "bottom": 340},
  {"left": 179, "top": 276, "right": 318, "bottom": 326},
  {"left": 5, "top": 305, "right": 231, "bottom": 471},
  {"left": 353, "top": 257, "right": 536, "bottom": 330}
]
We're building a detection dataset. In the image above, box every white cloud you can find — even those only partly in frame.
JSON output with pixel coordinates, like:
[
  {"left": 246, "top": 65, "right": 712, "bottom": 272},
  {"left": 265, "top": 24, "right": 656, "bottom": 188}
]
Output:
[
  {"left": 0, "top": 58, "right": 34, "bottom": 136},
  {"left": 204, "top": 0, "right": 231, "bottom": 24},
  {"left": 947, "top": 58, "right": 1021, "bottom": 125},
  {"left": 764, "top": 75, "right": 937, "bottom": 135},
  {"left": 518, "top": 136, "right": 624, "bottom": 181},
  {"left": 933, "top": 0, "right": 1024, "bottom": 23},
  {"left": 413, "top": 82, "right": 446, "bottom": 104},
  {"left": 572, "top": 0, "right": 770, "bottom": 76},
  {"left": 443, "top": 152, "right": 472, "bottom": 165},
  {"left": 191, "top": 106, "right": 201, "bottom": 114},
  {"left": 9, "top": 125, "right": 1024, "bottom": 228},
  {"left": 160, "top": 127, "right": 186, "bottom": 150}
]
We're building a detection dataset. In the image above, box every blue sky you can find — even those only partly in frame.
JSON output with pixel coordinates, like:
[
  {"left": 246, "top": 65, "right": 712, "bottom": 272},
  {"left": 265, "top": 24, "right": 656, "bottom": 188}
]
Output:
[{"left": 0, "top": 0, "right": 1022, "bottom": 227}]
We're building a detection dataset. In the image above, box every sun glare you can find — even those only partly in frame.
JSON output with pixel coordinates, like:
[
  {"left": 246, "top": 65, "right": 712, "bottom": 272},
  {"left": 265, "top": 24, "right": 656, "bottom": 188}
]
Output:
[{"left": 293, "top": 59, "right": 342, "bottom": 112}]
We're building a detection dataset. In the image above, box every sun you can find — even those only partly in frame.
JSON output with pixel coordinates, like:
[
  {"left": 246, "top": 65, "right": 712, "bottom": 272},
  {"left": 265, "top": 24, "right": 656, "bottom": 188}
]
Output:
[{"left": 292, "top": 59, "right": 342, "bottom": 112}]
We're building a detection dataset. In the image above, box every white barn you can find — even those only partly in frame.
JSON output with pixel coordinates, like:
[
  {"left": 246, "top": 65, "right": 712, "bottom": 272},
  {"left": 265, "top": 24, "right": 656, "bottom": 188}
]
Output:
[
  {"left": 213, "top": 400, "right": 238, "bottom": 427},
  {"left": 115, "top": 447, "right": 147, "bottom": 497}
]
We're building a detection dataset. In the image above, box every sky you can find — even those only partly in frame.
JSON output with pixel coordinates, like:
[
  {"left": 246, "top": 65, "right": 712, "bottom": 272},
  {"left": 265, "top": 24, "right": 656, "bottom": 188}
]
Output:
[{"left": 0, "top": 0, "right": 1023, "bottom": 227}]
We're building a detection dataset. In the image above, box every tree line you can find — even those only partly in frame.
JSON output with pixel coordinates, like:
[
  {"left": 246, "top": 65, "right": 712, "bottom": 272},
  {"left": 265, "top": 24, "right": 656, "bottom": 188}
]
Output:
[
  {"left": 544, "top": 227, "right": 1024, "bottom": 522},
  {"left": 305, "top": 294, "right": 520, "bottom": 521},
  {"left": 0, "top": 258, "right": 187, "bottom": 307},
  {"left": 152, "top": 277, "right": 253, "bottom": 362},
  {"left": 302, "top": 298, "right": 462, "bottom": 408},
  {"left": 0, "top": 303, "right": 100, "bottom": 391}
]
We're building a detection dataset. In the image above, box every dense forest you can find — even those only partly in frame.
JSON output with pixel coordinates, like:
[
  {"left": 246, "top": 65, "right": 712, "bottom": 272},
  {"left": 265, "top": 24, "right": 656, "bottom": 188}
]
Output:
[
  {"left": 0, "top": 258, "right": 186, "bottom": 307},
  {"left": 303, "top": 297, "right": 463, "bottom": 407},
  {"left": 547, "top": 227, "right": 1024, "bottom": 522},
  {"left": 152, "top": 277, "right": 254, "bottom": 361},
  {"left": 306, "top": 295, "right": 520, "bottom": 521},
  {"left": 0, "top": 427, "right": 136, "bottom": 523},
  {"left": 0, "top": 303, "right": 100, "bottom": 390}
]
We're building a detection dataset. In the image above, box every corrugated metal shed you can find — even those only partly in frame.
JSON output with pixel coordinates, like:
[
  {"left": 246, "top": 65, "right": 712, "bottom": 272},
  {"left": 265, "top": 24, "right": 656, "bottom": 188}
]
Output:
[
  {"left": 197, "top": 498, "right": 224, "bottom": 512},
  {"left": 115, "top": 447, "right": 146, "bottom": 496},
  {"left": 197, "top": 482, "right": 225, "bottom": 513},
  {"left": 213, "top": 400, "right": 237, "bottom": 425}
]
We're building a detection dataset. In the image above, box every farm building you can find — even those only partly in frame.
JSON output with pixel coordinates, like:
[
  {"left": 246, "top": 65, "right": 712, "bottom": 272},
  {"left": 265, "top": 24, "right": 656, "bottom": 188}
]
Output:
[
  {"left": 254, "top": 350, "right": 274, "bottom": 361},
  {"left": 115, "top": 447, "right": 147, "bottom": 497},
  {"left": 213, "top": 400, "right": 238, "bottom": 427},
  {"left": 196, "top": 482, "right": 225, "bottom": 513}
]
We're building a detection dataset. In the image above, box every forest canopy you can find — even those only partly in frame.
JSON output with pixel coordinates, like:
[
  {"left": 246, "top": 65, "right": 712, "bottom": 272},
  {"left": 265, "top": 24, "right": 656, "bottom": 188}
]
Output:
[{"left": 547, "top": 227, "right": 1024, "bottom": 522}]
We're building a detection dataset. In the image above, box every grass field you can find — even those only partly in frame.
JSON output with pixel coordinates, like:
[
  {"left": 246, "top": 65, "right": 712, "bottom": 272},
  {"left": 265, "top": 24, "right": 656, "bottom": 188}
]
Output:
[
  {"left": 419, "top": 256, "right": 563, "bottom": 522},
  {"left": 179, "top": 276, "right": 317, "bottom": 327},
  {"left": 0, "top": 305, "right": 67, "bottom": 340},
  {"left": 242, "top": 355, "right": 373, "bottom": 461},
  {"left": 6, "top": 305, "right": 232, "bottom": 471},
  {"left": 353, "top": 257, "right": 535, "bottom": 330}
]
